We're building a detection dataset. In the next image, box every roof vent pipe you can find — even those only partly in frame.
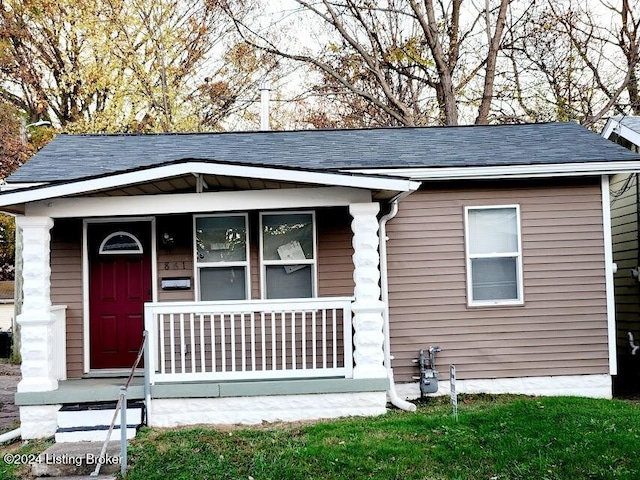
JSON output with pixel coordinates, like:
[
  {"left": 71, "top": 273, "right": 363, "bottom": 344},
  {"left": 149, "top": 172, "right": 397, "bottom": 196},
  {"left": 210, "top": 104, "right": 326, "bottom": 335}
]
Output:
[{"left": 260, "top": 81, "right": 271, "bottom": 131}]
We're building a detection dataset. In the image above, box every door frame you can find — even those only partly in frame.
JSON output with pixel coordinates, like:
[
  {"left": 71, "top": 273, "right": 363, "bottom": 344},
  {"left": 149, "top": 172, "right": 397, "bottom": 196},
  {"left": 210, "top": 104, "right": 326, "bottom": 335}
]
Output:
[{"left": 83, "top": 217, "right": 157, "bottom": 374}]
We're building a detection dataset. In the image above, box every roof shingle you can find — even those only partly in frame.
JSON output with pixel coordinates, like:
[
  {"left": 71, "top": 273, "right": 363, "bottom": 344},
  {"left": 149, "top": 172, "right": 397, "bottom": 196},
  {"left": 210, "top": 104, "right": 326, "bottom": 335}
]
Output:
[{"left": 7, "top": 122, "right": 639, "bottom": 183}]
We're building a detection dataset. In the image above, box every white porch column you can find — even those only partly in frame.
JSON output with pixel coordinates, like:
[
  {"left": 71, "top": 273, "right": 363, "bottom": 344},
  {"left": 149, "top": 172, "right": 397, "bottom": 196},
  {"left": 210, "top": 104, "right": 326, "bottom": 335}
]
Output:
[
  {"left": 16, "top": 216, "right": 57, "bottom": 392},
  {"left": 349, "top": 203, "right": 386, "bottom": 379}
]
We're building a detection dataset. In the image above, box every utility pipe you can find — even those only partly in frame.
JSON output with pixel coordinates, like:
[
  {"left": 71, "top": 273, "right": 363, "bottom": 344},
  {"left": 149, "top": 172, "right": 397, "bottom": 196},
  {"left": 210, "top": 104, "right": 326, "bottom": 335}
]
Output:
[
  {"left": 379, "top": 199, "right": 416, "bottom": 412},
  {"left": 0, "top": 428, "right": 21, "bottom": 444}
]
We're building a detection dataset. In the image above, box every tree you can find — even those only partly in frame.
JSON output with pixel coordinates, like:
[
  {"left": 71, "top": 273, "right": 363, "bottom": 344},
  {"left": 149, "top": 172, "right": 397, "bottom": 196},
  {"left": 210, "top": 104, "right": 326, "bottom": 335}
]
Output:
[
  {"left": 469, "top": 0, "right": 640, "bottom": 127},
  {"left": 1, "top": 0, "right": 275, "bottom": 132},
  {"left": 227, "top": 0, "right": 517, "bottom": 126}
]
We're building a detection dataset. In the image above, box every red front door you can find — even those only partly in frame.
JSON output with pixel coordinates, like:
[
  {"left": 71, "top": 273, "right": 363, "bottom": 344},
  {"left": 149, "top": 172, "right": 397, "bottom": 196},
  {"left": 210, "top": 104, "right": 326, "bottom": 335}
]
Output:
[{"left": 89, "top": 222, "right": 152, "bottom": 370}]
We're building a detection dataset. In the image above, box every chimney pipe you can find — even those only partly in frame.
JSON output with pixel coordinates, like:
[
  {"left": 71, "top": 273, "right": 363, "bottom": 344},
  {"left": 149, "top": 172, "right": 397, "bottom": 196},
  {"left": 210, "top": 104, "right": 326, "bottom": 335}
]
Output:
[{"left": 260, "top": 81, "right": 271, "bottom": 131}]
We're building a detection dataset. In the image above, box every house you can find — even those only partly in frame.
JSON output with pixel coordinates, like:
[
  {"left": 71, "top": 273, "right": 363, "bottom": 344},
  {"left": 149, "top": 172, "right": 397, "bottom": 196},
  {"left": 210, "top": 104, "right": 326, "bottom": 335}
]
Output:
[
  {"left": 0, "top": 280, "right": 14, "bottom": 331},
  {"left": 602, "top": 116, "right": 640, "bottom": 394},
  {"left": 1, "top": 122, "right": 639, "bottom": 441}
]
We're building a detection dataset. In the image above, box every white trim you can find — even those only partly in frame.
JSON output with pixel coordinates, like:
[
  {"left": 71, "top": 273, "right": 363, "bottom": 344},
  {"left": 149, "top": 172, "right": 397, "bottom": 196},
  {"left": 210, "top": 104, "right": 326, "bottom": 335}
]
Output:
[
  {"left": 464, "top": 205, "right": 524, "bottom": 307},
  {"left": 25, "top": 187, "right": 372, "bottom": 218},
  {"left": 193, "top": 213, "right": 251, "bottom": 301},
  {"left": 0, "top": 182, "right": 46, "bottom": 191},
  {"left": 82, "top": 217, "right": 156, "bottom": 374},
  {"left": 602, "top": 175, "right": 617, "bottom": 375},
  {"left": 98, "top": 231, "right": 143, "bottom": 255},
  {"left": 345, "top": 161, "right": 640, "bottom": 181},
  {"left": 259, "top": 211, "right": 318, "bottom": 299},
  {"left": 0, "top": 162, "right": 418, "bottom": 206},
  {"left": 394, "top": 374, "right": 612, "bottom": 399},
  {"left": 602, "top": 117, "right": 640, "bottom": 147}
]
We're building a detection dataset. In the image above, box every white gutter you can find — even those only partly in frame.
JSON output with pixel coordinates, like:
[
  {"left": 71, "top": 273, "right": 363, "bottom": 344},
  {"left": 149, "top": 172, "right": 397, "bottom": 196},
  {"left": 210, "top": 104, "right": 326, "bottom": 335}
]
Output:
[
  {"left": 379, "top": 197, "right": 416, "bottom": 412},
  {"left": 345, "top": 160, "right": 640, "bottom": 181},
  {"left": 0, "top": 428, "right": 21, "bottom": 444}
]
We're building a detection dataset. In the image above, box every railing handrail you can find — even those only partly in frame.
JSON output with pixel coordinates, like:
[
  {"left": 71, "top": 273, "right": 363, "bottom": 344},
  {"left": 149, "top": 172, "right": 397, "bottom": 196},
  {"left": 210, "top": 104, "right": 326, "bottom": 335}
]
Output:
[
  {"left": 144, "top": 297, "right": 354, "bottom": 314},
  {"left": 90, "top": 331, "right": 147, "bottom": 478},
  {"left": 144, "top": 297, "right": 354, "bottom": 384}
]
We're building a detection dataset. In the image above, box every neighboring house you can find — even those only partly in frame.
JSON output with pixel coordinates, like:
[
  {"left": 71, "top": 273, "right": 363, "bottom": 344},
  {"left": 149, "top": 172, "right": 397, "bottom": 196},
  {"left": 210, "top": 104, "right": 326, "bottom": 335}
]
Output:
[
  {"left": 0, "top": 281, "right": 14, "bottom": 331},
  {"left": 602, "top": 116, "right": 640, "bottom": 394},
  {"left": 1, "top": 122, "right": 639, "bottom": 441}
]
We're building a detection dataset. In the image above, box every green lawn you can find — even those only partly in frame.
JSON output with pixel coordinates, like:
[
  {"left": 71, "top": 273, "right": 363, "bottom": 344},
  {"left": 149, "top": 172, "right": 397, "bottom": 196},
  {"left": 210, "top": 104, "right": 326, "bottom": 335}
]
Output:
[
  {"left": 123, "top": 395, "right": 640, "bottom": 480},
  {"left": 1, "top": 395, "right": 638, "bottom": 479}
]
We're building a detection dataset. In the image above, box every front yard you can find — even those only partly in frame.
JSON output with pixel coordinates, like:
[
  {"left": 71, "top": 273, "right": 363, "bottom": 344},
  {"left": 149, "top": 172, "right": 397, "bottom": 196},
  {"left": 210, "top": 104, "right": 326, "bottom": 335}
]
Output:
[
  {"left": 1, "top": 395, "right": 639, "bottom": 479},
  {"left": 126, "top": 395, "right": 640, "bottom": 480}
]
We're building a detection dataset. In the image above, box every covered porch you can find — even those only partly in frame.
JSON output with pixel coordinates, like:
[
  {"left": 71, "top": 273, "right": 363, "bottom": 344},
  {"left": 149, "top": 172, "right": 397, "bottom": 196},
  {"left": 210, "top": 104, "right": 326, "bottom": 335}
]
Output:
[{"left": 2, "top": 162, "right": 418, "bottom": 438}]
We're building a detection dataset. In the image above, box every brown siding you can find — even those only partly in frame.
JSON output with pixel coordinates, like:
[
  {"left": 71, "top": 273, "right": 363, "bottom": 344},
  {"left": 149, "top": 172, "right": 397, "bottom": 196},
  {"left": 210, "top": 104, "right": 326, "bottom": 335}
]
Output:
[
  {"left": 156, "top": 215, "right": 195, "bottom": 302},
  {"left": 51, "top": 219, "right": 84, "bottom": 379},
  {"left": 317, "top": 208, "right": 354, "bottom": 297},
  {"left": 387, "top": 179, "right": 609, "bottom": 382}
]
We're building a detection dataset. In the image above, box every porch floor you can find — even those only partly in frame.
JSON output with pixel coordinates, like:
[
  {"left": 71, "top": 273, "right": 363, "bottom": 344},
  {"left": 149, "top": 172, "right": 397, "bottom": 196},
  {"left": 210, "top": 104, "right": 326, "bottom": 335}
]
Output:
[{"left": 15, "top": 377, "right": 389, "bottom": 406}]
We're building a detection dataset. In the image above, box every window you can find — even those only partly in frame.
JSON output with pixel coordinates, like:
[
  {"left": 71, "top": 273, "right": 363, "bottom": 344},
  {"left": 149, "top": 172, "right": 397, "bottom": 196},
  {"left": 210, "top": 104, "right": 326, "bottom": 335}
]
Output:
[
  {"left": 194, "top": 214, "right": 249, "bottom": 301},
  {"left": 99, "top": 231, "right": 143, "bottom": 254},
  {"left": 465, "top": 206, "right": 523, "bottom": 306},
  {"left": 260, "top": 212, "right": 316, "bottom": 299}
]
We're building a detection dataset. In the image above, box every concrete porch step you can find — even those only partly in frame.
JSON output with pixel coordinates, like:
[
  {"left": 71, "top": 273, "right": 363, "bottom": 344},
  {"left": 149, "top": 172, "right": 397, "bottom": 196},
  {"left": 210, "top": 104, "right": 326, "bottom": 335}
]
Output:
[
  {"left": 55, "top": 401, "right": 144, "bottom": 443},
  {"left": 32, "top": 441, "right": 121, "bottom": 477}
]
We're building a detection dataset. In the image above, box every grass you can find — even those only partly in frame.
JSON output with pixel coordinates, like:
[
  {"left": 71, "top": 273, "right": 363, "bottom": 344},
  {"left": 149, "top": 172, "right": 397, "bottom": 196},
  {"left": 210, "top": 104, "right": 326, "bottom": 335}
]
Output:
[
  {"left": 124, "top": 395, "right": 640, "bottom": 480},
  {"left": 0, "top": 438, "right": 53, "bottom": 480}
]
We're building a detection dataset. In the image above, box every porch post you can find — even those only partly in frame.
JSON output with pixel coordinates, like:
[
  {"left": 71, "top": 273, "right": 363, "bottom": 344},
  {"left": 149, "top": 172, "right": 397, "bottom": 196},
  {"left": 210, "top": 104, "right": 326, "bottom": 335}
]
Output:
[
  {"left": 16, "top": 216, "right": 57, "bottom": 392},
  {"left": 349, "top": 203, "right": 386, "bottom": 379}
]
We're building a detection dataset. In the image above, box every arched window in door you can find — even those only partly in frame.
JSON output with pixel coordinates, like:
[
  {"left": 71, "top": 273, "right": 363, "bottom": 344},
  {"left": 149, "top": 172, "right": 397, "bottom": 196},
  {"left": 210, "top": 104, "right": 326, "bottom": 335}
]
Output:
[{"left": 99, "top": 231, "right": 144, "bottom": 255}]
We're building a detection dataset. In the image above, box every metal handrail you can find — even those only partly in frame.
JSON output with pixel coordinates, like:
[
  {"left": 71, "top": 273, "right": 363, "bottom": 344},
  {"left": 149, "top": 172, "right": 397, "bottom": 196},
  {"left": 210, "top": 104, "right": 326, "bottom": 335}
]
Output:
[{"left": 90, "top": 331, "right": 148, "bottom": 478}]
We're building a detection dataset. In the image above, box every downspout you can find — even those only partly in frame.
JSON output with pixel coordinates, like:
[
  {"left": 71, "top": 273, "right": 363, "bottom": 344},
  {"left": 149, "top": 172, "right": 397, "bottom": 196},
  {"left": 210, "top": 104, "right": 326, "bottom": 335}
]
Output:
[
  {"left": 0, "top": 428, "right": 21, "bottom": 444},
  {"left": 379, "top": 198, "right": 416, "bottom": 412}
]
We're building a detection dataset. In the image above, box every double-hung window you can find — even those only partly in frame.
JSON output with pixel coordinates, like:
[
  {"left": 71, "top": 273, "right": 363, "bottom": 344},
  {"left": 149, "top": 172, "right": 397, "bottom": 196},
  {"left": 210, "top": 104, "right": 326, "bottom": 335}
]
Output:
[
  {"left": 194, "top": 214, "right": 249, "bottom": 301},
  {"left": 260, "top": 212, "right": 316, "bottom": 299},
  {"left": 465, "top": 205, "right": 523, "bottom": 306}
]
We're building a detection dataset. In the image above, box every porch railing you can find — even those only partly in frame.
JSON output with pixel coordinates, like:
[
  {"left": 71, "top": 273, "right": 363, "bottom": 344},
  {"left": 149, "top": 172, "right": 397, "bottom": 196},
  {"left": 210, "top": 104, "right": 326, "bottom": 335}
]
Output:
[
  {"left": 51, "top": 305, "right": 67, "bottom": 381},
  {"left": 144, "top": 297, "right": 354, "bottom": 384}
]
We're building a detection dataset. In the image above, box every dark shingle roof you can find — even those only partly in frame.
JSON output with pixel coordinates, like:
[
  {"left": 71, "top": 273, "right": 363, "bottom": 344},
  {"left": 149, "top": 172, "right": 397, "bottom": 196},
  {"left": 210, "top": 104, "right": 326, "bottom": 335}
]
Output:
[{"left": 7, "top": 122, "right": 640, "bottom": 183}]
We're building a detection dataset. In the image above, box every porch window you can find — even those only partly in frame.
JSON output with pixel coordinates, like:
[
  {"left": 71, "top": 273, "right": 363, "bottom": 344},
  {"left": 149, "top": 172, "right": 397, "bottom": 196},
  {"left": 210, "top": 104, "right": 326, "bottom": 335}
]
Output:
[
  {"left": 465, "top": 205, "right": 523, "bottom": 306},
  {"left": 260, "top": 212, "right": 316, "bottom": 299},
  {"left": 195, "top": 214, "right": 249, "bottom": 301}
]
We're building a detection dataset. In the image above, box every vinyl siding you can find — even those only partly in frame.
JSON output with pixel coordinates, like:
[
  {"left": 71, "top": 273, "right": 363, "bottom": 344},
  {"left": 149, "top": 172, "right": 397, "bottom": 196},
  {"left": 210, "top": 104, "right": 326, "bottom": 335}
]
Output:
[
  {"left": 50, "top": 219, "right": 84, "bottom": 378},
  {"left": 610, "top": 173, "right": 640, "bottom": 363},
  {"left": 386, "top": 179, "right": 609, "bottom": 382}
]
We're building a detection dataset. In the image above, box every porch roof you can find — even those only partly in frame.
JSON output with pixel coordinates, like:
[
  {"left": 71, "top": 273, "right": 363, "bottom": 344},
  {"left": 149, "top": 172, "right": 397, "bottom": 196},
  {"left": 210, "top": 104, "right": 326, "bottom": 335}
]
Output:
[{"left": 0, "top": 161, "right": 419, "bottom": 213}]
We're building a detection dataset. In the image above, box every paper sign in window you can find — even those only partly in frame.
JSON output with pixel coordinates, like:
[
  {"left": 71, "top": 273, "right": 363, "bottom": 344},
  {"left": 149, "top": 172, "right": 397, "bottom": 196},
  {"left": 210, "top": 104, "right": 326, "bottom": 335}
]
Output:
[{"left": 277, "top": 241, "right": 306, "bottom": 273}]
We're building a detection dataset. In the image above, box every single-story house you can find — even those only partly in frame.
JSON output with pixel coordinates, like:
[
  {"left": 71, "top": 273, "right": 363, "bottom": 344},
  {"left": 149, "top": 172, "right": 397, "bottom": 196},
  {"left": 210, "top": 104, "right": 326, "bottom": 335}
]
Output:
[
  {"left": 0, "top": 280, "right": 14, "bottom": 331},
  {"left": 2, "top": 121, "right": 639, "bottom": 441},
  {"left": 602, "top": 116, "right": 640, "bottom": 394}
]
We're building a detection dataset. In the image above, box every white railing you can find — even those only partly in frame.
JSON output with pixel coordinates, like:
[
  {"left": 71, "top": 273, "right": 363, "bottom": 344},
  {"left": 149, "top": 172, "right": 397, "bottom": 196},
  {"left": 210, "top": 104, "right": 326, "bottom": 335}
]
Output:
[
  {"left": 51, "top": 305, "right": 67, "bottom": 381},
  {"left": 144, "top": 297, "right": 354, "bottom": 384}
]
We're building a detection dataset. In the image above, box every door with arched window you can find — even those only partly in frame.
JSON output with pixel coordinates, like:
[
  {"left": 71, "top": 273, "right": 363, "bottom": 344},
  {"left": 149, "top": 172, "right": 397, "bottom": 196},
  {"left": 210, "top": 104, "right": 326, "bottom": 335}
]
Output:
[{"left": 88, "top": 222, "right": 152, "bottom": 370}]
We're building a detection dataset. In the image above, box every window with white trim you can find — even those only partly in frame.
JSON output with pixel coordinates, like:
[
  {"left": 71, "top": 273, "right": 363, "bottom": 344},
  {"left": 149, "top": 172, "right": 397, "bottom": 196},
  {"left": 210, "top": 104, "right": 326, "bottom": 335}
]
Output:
[
  {"left": 465, "top": 205, "right": 523, "bottom": 306},
  {"left": 260, "top": 212, "right": 316, "bottom": 299},
  {"left": 194, "top": 214, "right": 249, "bottom": 301}
]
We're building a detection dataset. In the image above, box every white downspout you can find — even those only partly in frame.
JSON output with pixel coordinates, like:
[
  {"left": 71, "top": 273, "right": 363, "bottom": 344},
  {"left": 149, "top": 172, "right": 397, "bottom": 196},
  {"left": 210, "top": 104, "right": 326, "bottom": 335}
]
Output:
[
  {"left": 0, "top": 428, "right": 21, "bottom": 444},
  {"left": 379, "top": 199, "right": 416, "bottom": 412}
]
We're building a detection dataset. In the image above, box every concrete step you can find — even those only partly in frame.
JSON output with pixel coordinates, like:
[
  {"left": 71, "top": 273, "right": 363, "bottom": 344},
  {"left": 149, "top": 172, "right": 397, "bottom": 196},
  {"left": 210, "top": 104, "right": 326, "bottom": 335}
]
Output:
[
  {"left": 57, "top": 401, "right": 144, "bottom": 428},
  {"left": 55, "top": 425, "right": 137, "bottom": 443},
  {"left": 55, "top": 401, "right": 144, "bottom": 443},
  {"left": 32, "top": 441, "right": 121, "bottom": 477}
]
